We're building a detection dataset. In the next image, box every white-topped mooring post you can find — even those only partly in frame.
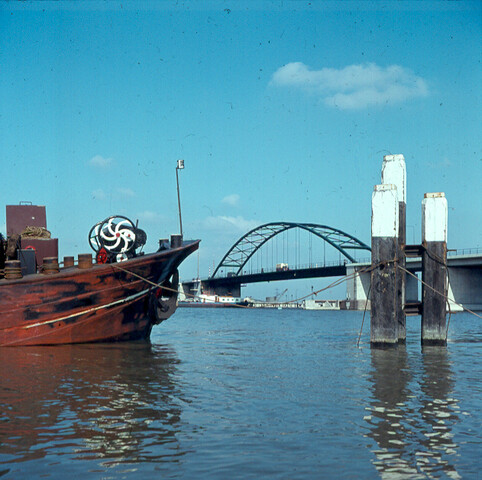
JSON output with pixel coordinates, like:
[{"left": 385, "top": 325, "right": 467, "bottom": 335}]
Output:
[
  {"left": 371, "top": 184, "right": 399, "bottom": 346},
  {"left": 421, "top": 193, "right": 448, "bottom": 345},
  {"left": 381, "top": 154, "right": 407, "bottom": 342}
]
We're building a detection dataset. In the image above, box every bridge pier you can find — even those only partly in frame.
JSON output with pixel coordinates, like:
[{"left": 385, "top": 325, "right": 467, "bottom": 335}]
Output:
[
  {"left": 447, "top": 266, "right": 482, "bottom": 312},
  {"left": 345, "top": 264, "right": 370, "bottom": 310}
]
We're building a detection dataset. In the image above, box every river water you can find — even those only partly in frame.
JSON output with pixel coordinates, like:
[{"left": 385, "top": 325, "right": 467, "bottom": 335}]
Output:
[{"left": 0, "top": 309, "right": 480, "bottom": 479}]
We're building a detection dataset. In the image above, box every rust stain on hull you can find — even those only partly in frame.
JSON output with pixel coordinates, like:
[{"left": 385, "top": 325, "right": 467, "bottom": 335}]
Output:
[{"left": 0, "top": 241, "right": 199, "bottom": 346}]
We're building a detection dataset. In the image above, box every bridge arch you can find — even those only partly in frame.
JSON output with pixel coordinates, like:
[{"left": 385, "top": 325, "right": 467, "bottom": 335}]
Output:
[{"left": 212, "top": 222, "right": 371, "bottom": 277}]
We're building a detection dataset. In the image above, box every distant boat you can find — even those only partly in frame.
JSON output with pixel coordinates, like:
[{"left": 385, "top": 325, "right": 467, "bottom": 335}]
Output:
[
  {"left": 0, "top": 204, "right": 199, "bottom": 346},
  {"left": 179, "top": 293, "right": 250, "bottom": 308},
  {"left": 303, "top": 299, "right": 340, "bottom": 311}
]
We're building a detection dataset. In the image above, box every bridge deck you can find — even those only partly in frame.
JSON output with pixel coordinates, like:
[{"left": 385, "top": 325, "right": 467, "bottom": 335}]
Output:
[
  {"left": 205, "top": 264, "right": 347, "bottom": 287},
  {"left": 181, "top": 252, "right": 482, "bottom": 298}
]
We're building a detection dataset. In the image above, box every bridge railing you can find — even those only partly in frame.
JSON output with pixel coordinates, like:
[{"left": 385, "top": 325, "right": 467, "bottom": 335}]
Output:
[
  {"left": 212, "top": 258, "right": 359, "bottom": 279},
  {"left": 209, "top": 249, "right": 480, "bottom": 279},
  {"left": 447, "top": 247, "right": 482, "bottom": 256}
]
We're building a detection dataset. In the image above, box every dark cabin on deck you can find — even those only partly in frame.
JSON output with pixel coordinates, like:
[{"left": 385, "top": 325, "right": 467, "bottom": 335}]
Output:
[{"left": 2, "top": 203, "right": 59, "bottom": 276}]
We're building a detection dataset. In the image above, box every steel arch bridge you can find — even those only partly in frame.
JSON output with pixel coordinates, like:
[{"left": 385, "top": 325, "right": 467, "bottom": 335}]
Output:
[{"left": 212, "top": 222, "right": 371, "bottom": 278}]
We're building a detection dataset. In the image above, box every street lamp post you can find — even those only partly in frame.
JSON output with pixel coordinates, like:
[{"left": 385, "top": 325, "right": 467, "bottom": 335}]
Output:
[{"left": 176, "top": 159, "right": 184, "bottom": 237}]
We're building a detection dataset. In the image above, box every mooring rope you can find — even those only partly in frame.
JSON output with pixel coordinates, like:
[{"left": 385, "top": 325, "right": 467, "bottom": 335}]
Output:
[
  {"left": 111, "top": 264, "right": 175, "bottom": 291},
  {"left": 284, "top": 262, "right": 380, "bottom": 305},
  {"left": 112, "top": 257, "right": 481, "bottom": 352},
  {"left": 354, "top": 258, "right": 398, "bottom": 347},
  {"left": 356, "top": 259, "right": 481, "bottom": 344},
  {"left": 110, "top": 264, "right": 253, "bottom": 308},
  {"left": 397, "top": 265, "right": 482, "bottom": 319},
  {"left": 111, "top": 260, "right": 481, "bottom": 318},
  {"left": 111, "top": 262, "right": 373, "bottom": 309},
  {"left": 357, "top": 279, "right": 372, "bottom": 348}
]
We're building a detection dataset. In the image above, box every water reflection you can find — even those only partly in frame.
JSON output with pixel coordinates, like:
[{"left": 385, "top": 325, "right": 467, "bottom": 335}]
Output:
[
  {"left": 417, "top": 347, "right": 460, "bottom": 479},
  {"left": 365, "top": 346, "right": 460, "bottom": 479},
  {"left": 0, "top": 342, "right": 184, "bottom": 471},
  {"left": 366, "top": 347, "right": 418, "bottom": 477}
]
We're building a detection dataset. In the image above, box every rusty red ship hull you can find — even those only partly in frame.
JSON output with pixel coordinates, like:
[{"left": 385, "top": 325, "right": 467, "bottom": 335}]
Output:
[{"left": 0, "top": 240, "right": 199, "bottom": 346}]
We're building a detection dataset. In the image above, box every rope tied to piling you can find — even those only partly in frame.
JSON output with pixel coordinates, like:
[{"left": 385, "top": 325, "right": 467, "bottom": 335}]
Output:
[
  {"left": 397, "top": 264, "right": 482, "bottom": 319},
  {"left": 111, "top": 259, "right": 482, "bottom": 326},
  {"left": 356, "top": 258, "right": 481, "bottom": 347},
  {"left": 112, "top": 260, "right": 388, "bottom": 310}
]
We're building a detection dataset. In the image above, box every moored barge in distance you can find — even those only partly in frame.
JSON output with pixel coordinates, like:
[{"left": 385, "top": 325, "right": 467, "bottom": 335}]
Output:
[
  {"left": 179, "top": 293, "right": 251, "bottom": 308},
  {"left": 0, "top": 203, "right": 199, "bottom": 346}
]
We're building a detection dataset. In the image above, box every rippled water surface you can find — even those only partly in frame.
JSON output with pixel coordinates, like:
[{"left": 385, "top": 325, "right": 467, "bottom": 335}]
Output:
[{"left": 0, "top": 309, "right": 480, "bottom": 479}]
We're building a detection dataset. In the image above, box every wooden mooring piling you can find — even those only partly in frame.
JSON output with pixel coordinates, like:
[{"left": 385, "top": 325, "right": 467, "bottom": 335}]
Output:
[
  {"left": 381, "top": 154, "right": 407, "bottom": 343},
  {"left": 370, "top": 184, "right": 399, "bottom": 346},
  {"left": 370, "top": 155, "right": 448, "bottom": 347},
  {"left": 421, "top": 193, "right": 448, "bottom": 345}
]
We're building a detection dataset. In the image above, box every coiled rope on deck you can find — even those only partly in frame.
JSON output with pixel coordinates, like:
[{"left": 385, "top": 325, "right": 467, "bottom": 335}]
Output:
[{"left": 20, "top": 226, "right": 51, "bottom": 239}]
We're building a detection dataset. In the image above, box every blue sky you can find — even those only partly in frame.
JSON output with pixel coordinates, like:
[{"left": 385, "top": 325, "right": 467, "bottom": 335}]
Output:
[{"left": 1, "top": 1, "right": 481, "bottom": 300}]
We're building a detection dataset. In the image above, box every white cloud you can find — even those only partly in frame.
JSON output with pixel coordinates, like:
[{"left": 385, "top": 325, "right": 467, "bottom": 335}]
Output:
[
  {"left": 92, "top": 188, "right": 107, "bottom": 200},
  {"left": 270, "top": 62, "right": 428, "bottom": 109},
  {"left": 117, "top": 187, "right": 135, "bottom": 198},
  {"left": 222, "top": 194, "right": 240, "bottom": 207},
  {"left": 91, "top": 187, "right": 135, "bottom": 203},
  {"left": 137, "top": 210, "right": 167, "bottom": 224},
  {"left": 202, "top": 215, "right": 259, "bottom": 233},
  {"left": 89, "top": 155, "right": 113, "bottom": 168}
]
